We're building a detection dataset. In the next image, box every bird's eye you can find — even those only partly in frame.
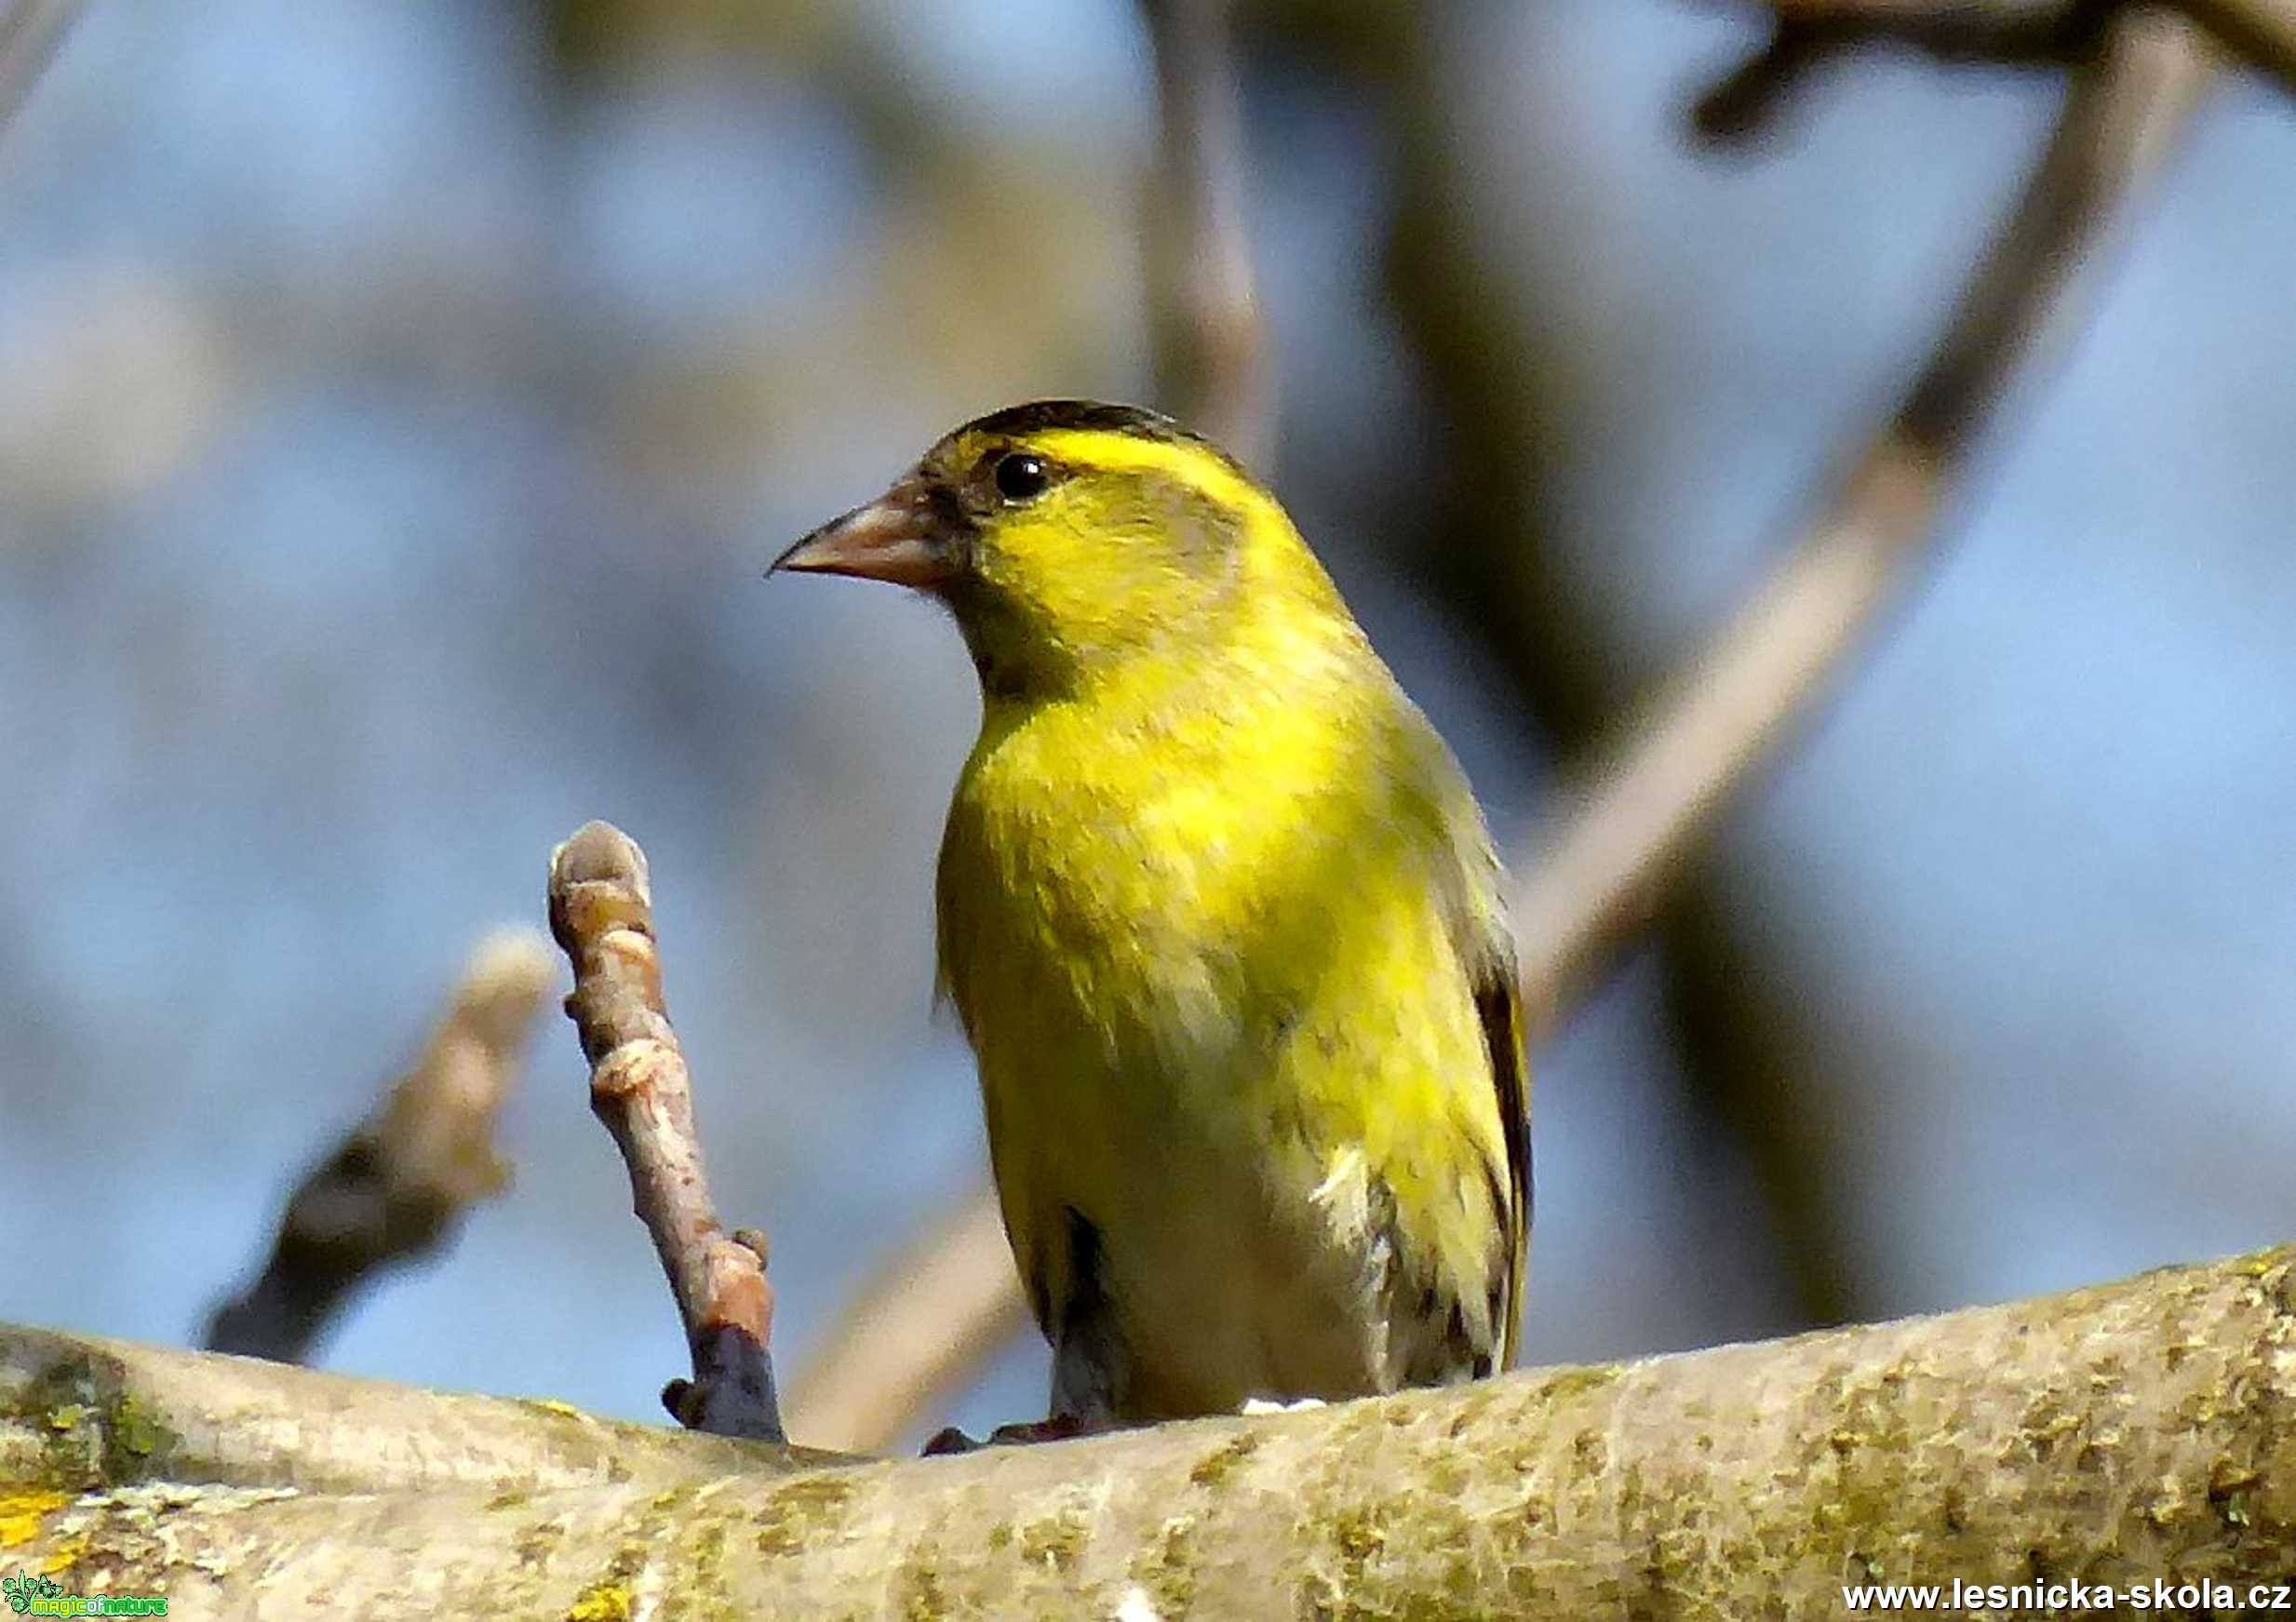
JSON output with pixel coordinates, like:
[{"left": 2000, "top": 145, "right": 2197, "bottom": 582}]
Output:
[{"left": 993, "top": 452, "right": 1050, "bottom": 503}]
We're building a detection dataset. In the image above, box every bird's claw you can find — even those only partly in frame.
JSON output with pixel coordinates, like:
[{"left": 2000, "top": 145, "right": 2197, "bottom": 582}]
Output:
[{"left": 921, "top": 1413, "right": 1098, "bottom": 1455}]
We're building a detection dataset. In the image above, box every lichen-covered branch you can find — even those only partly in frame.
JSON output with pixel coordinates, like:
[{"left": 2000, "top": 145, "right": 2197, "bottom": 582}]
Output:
[
  {"left": 1, "top": 1324, "right": 804, "bottom": 1499},
  {"left": 8, "top": 1247, "right": 2296, "bottom": 1616},
  {"left": 203, "top": 930, "right": 555, "bottom": 1363},
  {"left": 547, "top": 821, "right": 784, "bottom": 1442}
]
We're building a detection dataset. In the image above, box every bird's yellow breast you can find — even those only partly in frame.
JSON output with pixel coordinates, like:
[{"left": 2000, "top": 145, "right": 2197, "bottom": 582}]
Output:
[
  {"left": 944, "top": 609, "right": 1367, "bottom": 1052},
  {"left": 935, "top": 596, "right": 1512, "bottom": 1415}
]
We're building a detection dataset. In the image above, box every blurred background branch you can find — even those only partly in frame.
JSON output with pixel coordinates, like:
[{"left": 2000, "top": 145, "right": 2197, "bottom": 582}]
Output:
[
  {"left": 203, "top": 930, "right": 554, "bottom": 1363},
  {"left": 1694, "top": 0, "right": 2294, "bottom": 130},
  {"left": 1388, "top": 1, "right": 2218, "bottom": 1333},
  {"left": 784, "top": 1187, "right": 1021, "bottom": 1454},
  {"left": 0, "top": 0, "right": 83, "bottom": 133},
  {"left": 1513, "top": 7, "right": 2217, "bottom": 1037},
  {"left": 1142, "top": 0, "right": 1274, "bottom": 465},
  {"left": 1691, "top": 6, "right": 2088, "bottom": 141},
  {"left": 789, "top": 3, "right": 2217, "bottom": 1453},
  {"left": 2182, "top": 0, "right": 2296, "bottom": 88}
]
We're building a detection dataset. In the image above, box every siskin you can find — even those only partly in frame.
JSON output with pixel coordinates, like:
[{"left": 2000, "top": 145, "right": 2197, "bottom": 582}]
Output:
[{"left": 775, "top": 401, "right": 1528, "bottom": 1428}]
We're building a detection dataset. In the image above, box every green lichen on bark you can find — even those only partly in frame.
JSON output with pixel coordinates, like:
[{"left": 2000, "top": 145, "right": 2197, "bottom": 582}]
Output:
[
  {"left": 1126, "top": 1512, "right": 1199, "bottom": 1616},
  {"left": 754, "top": 1468, "right": 857, "bottom": 1557},
  {"left": 1185, "top": 1427, "right": 1259, "bottom": 1489},
  {"left": 896, "top": 1541, "right": 951, "bottom": 1622},
  {"left": 6, "top": 1247, "right": 2296, "bottom": 1616},
  {"left": 1014, "top": 1495, "right": 1093, "bottom": 1575},
  {"left": 2, "top": 1350, "right": 181, "bottom": 1494}
]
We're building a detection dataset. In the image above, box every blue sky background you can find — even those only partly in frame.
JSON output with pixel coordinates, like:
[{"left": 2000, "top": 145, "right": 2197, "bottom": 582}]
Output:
[{"left": 3, "top": 0, "right": 2291, "bottom": 1446}]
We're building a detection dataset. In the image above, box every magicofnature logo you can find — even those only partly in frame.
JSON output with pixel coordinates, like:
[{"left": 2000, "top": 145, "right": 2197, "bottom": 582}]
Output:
[{"left": 2, "top": 1573, "right": 166, "bottom": 1616}]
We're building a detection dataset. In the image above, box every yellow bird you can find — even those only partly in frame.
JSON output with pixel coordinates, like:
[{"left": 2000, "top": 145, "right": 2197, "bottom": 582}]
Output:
[{"left": 775, "top": 401, "right": 1527, "bottom": 1428}]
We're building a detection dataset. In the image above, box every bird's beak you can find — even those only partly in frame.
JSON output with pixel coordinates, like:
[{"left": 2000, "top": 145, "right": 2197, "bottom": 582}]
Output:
[{"left": 771, "top": 479, "right": 956, "bottom": 589}]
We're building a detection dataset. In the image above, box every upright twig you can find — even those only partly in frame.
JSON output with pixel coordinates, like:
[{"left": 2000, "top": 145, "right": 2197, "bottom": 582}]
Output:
[
  {"left": 204, "top": 930, "right": 556, "bottom": 1363},
  {"left": 547, "top": 821, "right": 783, "bottom": 1443},
  {"left": 1141, "top": 0, "right": 1274, "bottom": 465},
  {"left": 0, "top": 0, "right": 84, "bottom": 136}
]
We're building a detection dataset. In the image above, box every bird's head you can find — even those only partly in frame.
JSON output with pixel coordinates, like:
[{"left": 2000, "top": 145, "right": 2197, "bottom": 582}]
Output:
[{"left": 773, "top": 400, "right": 1333, "bottom": 699}]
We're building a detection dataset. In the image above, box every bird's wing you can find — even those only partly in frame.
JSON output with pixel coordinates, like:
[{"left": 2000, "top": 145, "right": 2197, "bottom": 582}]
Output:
[
  {"left": 1390, "top": 689, "right": 1531, "bottom": 1374},
  {"left": 1472, "top": 939, "right": 1532, "bottom": 1369}
]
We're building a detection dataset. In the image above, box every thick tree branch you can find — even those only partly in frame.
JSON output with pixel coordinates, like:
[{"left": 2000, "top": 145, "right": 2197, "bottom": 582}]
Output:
[
  {"left": 1, "top": 1324, "right": 803, "bottom": 1498},
  {"left": 547, "top": 821, "right": 784, "bottom": 1442},
  {"left": 203, "top": 931, "right": 555, "bottom": 1362},
  {"left": 9, "top": 1247, "right": 2296, "bottom": 1615}
]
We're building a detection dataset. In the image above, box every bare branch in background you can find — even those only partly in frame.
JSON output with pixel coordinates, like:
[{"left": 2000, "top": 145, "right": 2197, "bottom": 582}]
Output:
[
  {"left": 547, "top": 821, "right": 784, "bottom": 1444},
  {"left": 1694, "top": 0, "right": 2291, "bottom": 140},
  {"left": 785, "top": 1188, "right": 1027, "bottom": 1452},
  {"left": 1142, "top": 0, "right": 1275, "bottom": 465},
  {"left": 203, "top": 930, "right": 555, "bottom": 1363},
  {"left": 2183, "top": 0, "right": 2296, "bottom": 89},
  {"left": 1696, "top": 0, "right": 2099, "bottom": 144},
  {"left": 785, "top": 8, "right": 2217, "bottom": 1454},
  {"left": 1693, "top": 21, "right": 1868, "bottom": 141},
  {"left": 0, "top": 0, "right": 85, "bottom": 135},
  {"left": 1512, "top": 9, "right": 2215, "bottom": 1038}
]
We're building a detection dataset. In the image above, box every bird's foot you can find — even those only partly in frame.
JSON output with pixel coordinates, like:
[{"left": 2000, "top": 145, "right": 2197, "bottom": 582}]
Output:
[{"left": 921, "top": 1412, "right": 1101, "bottom": 1455}]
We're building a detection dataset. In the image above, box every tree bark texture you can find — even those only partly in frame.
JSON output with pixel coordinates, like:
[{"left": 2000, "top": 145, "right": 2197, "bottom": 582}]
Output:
[{"left": 5, "top": 1246, "right": 2293, "bottom": 1617}]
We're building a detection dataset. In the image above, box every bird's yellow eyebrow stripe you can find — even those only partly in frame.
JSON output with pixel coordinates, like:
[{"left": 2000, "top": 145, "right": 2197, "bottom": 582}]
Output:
[{"left": 1030, "top": 428, "right": 1272, "bottom": 521}]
